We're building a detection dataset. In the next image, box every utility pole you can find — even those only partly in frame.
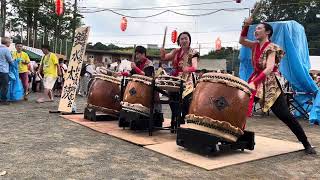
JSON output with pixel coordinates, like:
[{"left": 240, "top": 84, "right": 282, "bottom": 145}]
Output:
[{"left": 72, "top": 0, "right": 78, "bottom": 43}]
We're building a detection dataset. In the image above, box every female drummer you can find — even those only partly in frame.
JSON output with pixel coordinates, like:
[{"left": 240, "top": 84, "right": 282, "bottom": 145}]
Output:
[
  {"left": 240, "top": 17, "right": 316, "bottom": 154},
  {"left": 160, "top": 31, "right": 200, "bottom": 124}
]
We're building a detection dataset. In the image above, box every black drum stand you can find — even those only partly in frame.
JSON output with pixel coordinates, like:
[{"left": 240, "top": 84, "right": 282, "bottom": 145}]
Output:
[
  {"left": 118, "top": 76, "right": 185, "bottom": 136},
  {"left": 176, "top": 127, "right": 255, "bottom": 154}
]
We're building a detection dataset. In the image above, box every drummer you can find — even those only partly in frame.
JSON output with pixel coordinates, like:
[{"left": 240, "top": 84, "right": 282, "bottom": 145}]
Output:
[
  {"left": 240, "top": 17, "right": 316, "bottom": 154},
  {"left": 160, "top": 31, "right": 200, "bottom": 123},
  {"left": 119, "top": 46, "right": 154, "bottom": 77},
  {"left": 119, "top": 46, "right": 162, "bottom": 114}
]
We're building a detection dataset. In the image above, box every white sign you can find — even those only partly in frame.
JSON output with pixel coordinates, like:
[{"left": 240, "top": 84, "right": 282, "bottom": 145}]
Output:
[{"left": 58, "top": 27, "right": 90, "bottom": 112}]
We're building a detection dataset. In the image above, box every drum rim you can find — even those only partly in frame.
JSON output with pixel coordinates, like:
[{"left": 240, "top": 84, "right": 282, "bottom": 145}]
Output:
[
  {"left": 156, "top": 75, "right": 185, "bottom": 81},
  {"left": 87, "top": 104, "right": 120, "bottom": 117},
  {"left": 128, "top": 75, "right": 153, "bottom": 85},
  {"left": 201, "top": 72, "right": 248, "bottom": 85},
  {"left": 185, "top": 114, "right": 244, "bottom": 142},
  {"left": 94, "top": 74, "right": 121, "bottom": 84},
  {"left": 121, "top": 101, "right": 150, "bottom": 117},
  {"left": 200, "top": 73, "right": 251, "bottom": 95},
  {"left": 131, "top": 74, "right": 153, "bottom": 81}
]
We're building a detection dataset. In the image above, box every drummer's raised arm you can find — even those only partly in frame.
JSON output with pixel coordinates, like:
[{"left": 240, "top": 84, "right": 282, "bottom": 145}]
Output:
[
  {"left": 160, "top": 48, "right": 177, "bottom": 61},
  {"left": 239, "top": 17, "right": 256, "bottom": 49}
]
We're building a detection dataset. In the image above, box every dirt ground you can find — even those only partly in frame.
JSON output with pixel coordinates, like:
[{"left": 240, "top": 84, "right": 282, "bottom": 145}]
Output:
[{"left": 0, "top": 93, "right": 319, "bottom": 179}]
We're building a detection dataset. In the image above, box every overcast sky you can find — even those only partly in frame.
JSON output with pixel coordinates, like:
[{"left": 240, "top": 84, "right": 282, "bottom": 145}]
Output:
[{"left": 79, "top": 0, "right": 257, "bottom": 55}]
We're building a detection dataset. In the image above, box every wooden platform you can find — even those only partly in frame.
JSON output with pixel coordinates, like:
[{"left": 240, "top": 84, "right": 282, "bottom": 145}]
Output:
[
  {"left": 60, "top": 114, "right": 304, "bottom": 170},
  {"left": 60, "top": 114, "right": 175, "bottom": 146},
  {"left": 145, "top": 136, "right": 303, "bottom": 170}
]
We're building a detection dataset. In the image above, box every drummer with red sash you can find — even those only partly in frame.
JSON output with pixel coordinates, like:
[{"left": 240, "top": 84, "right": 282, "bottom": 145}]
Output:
[
  {"left": 240, "top": 17, "right": 316, "bottom": 154},
  {"left": 119, "top": 46, "right": 162, "bottom": 115},
  {"left": 120, "top": 46, "right": 154, "bottom": 77},
  {"left": 160, "top": 31, "right": 200, "bottom": 124}
]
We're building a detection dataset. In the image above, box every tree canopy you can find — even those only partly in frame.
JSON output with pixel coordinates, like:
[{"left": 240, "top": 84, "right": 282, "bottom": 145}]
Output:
[{"left": 254, "top": 0, "right": 320, "bottom": 55}]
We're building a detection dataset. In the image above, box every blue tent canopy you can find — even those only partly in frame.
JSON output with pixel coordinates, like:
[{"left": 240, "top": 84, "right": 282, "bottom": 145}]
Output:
[{"left": 239, "top": 20, "right": 320, "bottom": 124}]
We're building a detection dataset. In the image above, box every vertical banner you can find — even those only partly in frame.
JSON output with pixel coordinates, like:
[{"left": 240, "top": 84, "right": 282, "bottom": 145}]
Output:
[{"left": 58, "top": 26, "right": 90, "bottom": 112}]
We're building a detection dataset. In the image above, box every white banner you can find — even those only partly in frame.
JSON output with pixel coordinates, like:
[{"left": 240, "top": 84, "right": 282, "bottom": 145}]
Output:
[{"left": 58, "top": 26, "right": 90, "bottom": 112}]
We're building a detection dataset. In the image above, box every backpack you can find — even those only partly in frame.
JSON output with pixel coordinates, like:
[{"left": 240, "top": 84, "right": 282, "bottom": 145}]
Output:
[{"left": 80, "top": 64, "right": 89, "bottom": 76}]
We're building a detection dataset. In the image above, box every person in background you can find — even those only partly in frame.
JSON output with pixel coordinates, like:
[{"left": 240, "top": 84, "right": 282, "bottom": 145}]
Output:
[
  {"left": 53, "top": 58, "right": 67, "bottom": 97},
  {"left": 78, "top": 59, "right": 95, "bottom": 97},
  {"left": 12, "top": 42, "right": 30, "bottom": 100},
  {"left": 34, "top": 65, "right": 43, "bottom": 92},
  {"left": 0, "top": 37, "right": 14, "bottom": 105},
  {"left": 36, "top": 44, "right": 61, "bottom": 103}
]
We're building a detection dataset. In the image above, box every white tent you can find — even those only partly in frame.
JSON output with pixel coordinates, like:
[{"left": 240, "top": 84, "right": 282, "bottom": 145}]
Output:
[
  {"left": 310, "top": 56, "right": 320, "bottom": 72},
  {"left": 117, "top": 59, "right": 132, "bottom": 72}
]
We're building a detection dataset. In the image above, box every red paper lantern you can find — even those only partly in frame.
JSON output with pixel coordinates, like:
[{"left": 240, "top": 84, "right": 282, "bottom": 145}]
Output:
[
  {"left": 55, "top": 0, "right": 64, "bottom": 16},
  {"left": 171, "top": 30, "right": 178, "bottom": 43},
  {"left": 120, "top": 17, "right": 128, "bottom": 32},
  {"left": 215, "top": 37, "right": 222, "bottom": 51}
]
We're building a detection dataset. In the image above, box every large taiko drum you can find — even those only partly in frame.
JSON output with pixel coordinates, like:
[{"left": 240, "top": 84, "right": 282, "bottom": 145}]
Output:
[
  {"left": 155, "top": 75, "right": 185, "bottom": 92},
  {"left": 185, "top": 72, "right": 252, "bottom": 142},
  {"left": 121, "top": 74, "right": 153, "bottom": 117},
  {"left": 87, "top": 74, "right": 121, "bottom": 117}
]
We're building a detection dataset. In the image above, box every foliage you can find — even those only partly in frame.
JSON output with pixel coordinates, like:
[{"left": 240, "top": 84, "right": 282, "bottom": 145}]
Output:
[{"left": 254, "top": 0, "right": 320, "bottom": 55}]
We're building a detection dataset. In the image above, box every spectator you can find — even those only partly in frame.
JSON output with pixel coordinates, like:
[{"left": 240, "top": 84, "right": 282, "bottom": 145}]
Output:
[
  {"left": 34, "top": 66, "right": 43, "bottom": 92},
  {"left": 53, "top": 58, "right": 67, "bottom": 97},
  {"left": 0, "top": 37, "right": 14, "bottom": 105},
  {"left": 12, "top": 42, "right": 30, "bottom": 100},
  {"left": 36, "top": 44, "right": 61, "bottom": 103},
  {"left": 78, "top": 59, "right": 95, "bottom": 96}
]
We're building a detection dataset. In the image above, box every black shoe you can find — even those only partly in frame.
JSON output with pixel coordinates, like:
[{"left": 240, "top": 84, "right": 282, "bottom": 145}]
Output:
[{"left": 305, "top": 146, "right": 317, "bottom": 155}]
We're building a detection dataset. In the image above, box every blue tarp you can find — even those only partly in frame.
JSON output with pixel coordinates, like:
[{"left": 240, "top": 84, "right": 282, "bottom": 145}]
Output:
[
  {"left": 239, "top": 20, "right": 320, "bottom": 124},
  {"left": 7, "top": 59, "right": 24, "bottom": 101}
]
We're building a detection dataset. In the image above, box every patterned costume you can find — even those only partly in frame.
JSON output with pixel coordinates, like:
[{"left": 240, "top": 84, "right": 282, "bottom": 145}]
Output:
[
  {"left": 248, "top": 42, "right": 285, "bottom": 112},
  {"left": 171, "top": 48, "right": 199, "bottom": 98}
]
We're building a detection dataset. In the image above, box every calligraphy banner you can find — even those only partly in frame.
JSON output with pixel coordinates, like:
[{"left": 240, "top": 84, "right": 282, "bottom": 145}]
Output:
[{"left": 58, "top": 26, "right": 90, "bottom": 112}]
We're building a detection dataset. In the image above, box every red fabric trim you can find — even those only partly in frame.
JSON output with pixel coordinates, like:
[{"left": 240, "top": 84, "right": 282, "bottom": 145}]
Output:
[
  {"left": 247, "top": 90, "right": 257, "bottom": 117},
  {"left": 241, "top": 26, "right": 249, "bottom": 37},
  {"left": 134, "top": 67, "right": 143, "bottom": 75},
  {"left": 253, "top": 72, "right": 266, "bottom": 86},
  {"left": 121, "top": 72, "right": 129, "bottom": 76},
  {"left": 185, "top": 66, "right": 196, "bottom": 72}
]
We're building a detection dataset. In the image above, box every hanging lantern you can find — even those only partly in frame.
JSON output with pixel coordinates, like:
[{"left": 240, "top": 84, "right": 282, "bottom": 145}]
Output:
[
  {"left": 215, "top": 37, "right": 222, "bottom": 51},
  {"left": 171, "top": 30, "right": 177, "bottom": 43},
  {"left": 120, "top": 17, "right": 128, "bottom": 32},
  {"left": 55, "top": 0, "right": 64, "bottom": 16}
]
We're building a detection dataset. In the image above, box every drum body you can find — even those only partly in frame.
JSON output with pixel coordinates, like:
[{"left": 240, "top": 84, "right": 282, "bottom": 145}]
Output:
[
  {"left": 87, "top": 74, "right": 121, "bottom": 117},
  {"left": 185, "top": 73, "right": 251, "bottom": 142},
  {"left": 155, "top": 75, "right": 185, "bottom": 92},
  {"left": 122, "top": 75, "right": 153, "bottom": 116}
]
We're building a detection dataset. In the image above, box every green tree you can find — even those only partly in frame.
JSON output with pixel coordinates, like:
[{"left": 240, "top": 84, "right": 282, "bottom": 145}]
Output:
[
  {"left": 254, "top": 0, "right": 320, "bottom": 55},
  {"left": 7, "top": 0, "right": 80, "bottom": 57}
]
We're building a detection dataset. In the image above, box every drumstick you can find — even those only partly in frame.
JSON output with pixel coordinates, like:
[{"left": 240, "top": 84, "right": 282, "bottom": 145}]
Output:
[
  {"left": 162, "top": 26, "right": 167, "bottom": 48},
  {"left": 131, "top": 44, "right": 136, "bottom": 62}
]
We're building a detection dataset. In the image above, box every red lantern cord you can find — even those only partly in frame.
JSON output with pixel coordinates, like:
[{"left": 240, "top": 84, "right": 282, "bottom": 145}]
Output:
[
  {"left": 55, "top": 0, "right": 64, "bottom": 16},
  {"left": 120, "top": 17, "right": 128, "bottom": 32}
]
